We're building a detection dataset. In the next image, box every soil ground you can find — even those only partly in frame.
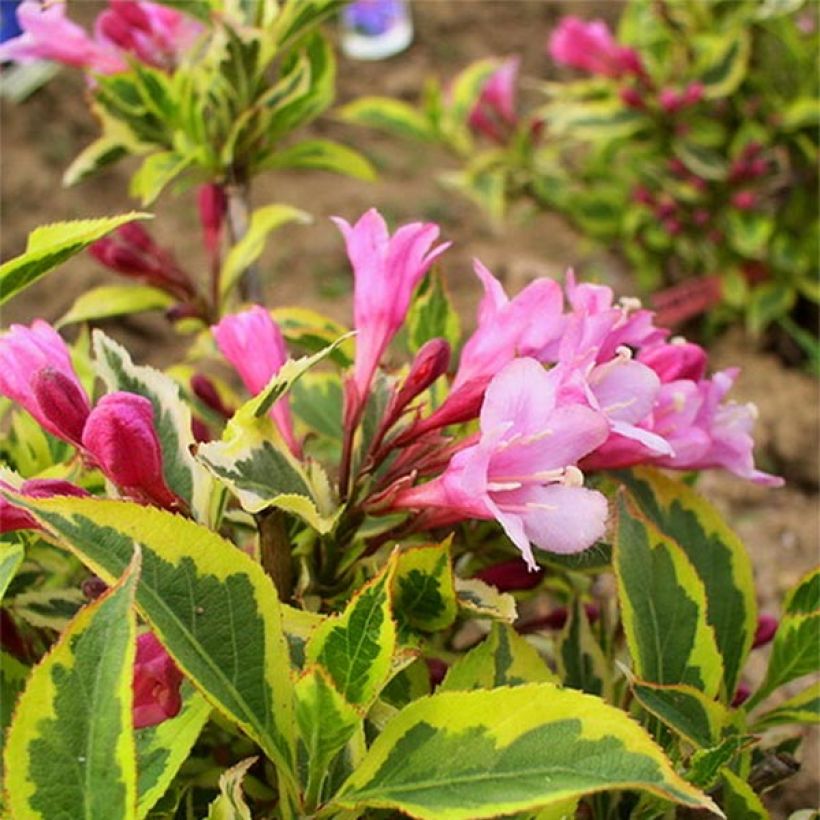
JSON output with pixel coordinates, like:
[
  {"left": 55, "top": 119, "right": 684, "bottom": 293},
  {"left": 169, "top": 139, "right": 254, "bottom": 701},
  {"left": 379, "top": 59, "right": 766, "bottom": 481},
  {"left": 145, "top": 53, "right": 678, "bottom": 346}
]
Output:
[{"left": 1, "top": 1, "right": 818, "bottom": 815}]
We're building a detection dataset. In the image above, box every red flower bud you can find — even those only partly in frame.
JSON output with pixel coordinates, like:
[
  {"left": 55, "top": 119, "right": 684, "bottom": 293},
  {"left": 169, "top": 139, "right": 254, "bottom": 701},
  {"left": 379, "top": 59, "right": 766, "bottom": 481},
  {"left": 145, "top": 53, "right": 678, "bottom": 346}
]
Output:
[
  {"left": 732, "top": 682, "right": 751, "bottom": 707},
  {"left": 731, "top": 190, "right": 757, "bottom": 211},
  {"left": 619, "top": 85, "right": 643, "bottom": 109},
  {"left": 393, "top": 339, "right": 451, "bottom": 416},
  {"left": 32, "top": 368, "right": 91, "bottom": 446},
  {"left": 753, "top": 613, "right": 778, "bottom": 648},
  {"left": 425, "top": 657, "right": 449, "bottom": 688},
  {"left": 197, "top": 183, "right": 227, "bottom": 258},
  {"left": 81, "top": 392, "right": 179, "bottom": 509},
  {"left": 693, "top": 209, "right": 710, "bottom": 227},
  {"left": 133, "top": 632, "right": 183, "bottom": 729},
  {"left": 0, "top": 478, "right": 88, "bottom": 533},
  {"left": 659, "top": 87, "right": 683, "bottom": 113},
  {"left": 474, "top": 558, "right": 544, "bottom": 592}
]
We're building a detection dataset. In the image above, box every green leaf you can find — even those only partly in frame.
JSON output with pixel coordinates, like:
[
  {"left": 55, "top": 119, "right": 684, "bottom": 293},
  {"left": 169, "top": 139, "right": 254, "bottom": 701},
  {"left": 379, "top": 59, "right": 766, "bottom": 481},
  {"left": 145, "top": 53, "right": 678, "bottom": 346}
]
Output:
[
  {"left": 3, "top": 493, "right": 296, "bottom": 784},
  {"left": 558, "top": 599, "right": 610, "bottom": 699},
  {"left": 748, "top": 610, "right": 820, "bottom": 709},
  {"left": 784, "top": 567, "right": 820, "bottom": 615},
  {"left": 305, "top": 558, "right": 397, "bottom": 709},
  {"left": 5, "top": 550, "right": 140, "bottom": 820},
  {"left": 672, "top": 140, "right": 728, "bottom": 181},
  {"left": 272, "top": 306, "right": 353, "bottom": 366},
  {"left": 541, "top": 98, "right": 644, "bottom": 141},
  {"left": 752, "top": 681, "right": 820, "bottom": 731},
  {"left": 0, "top": 651, "right": 28, "bottom": 768},
  {"left": 258, "top": 139, "right": 376, "bottom": 180},
  {"left": 454, "top": 577, "right": 517, "bottom": 623},
  {"left": 219, "top": 204, "right": 312, "bottom": 301},
  {"left": 721, "top": 770, "right": 767, "bottom": 819},
  {"left": 687, "top": 735, "right": 754, "bottom": 790},
  {"left": 272, "top": 0, "right": 346, "bottom": 49},
  {"left": 441, "top": 623, "right": 557, "bottom": 692},
  {"left": 334, "top": 684, "right": 718, "bottom": 818},
  {"left": 393, "top": 540, "right": 457, "bottom": 634},
  {"left": 136, "top": 682, "right": 211, "bottom": 818},
  {"left": 726, "top": 210, "right": 774, "bottom": 258},
  {"left": 197, "top": 338, "right": 349, "bottom": 530},
  {"left": 57, "top": 285, "right": 175, "bottom": 328},
  {"left": 92, "top": 330, "right": 214, "bottom": 523},
  {"left": 207, "top": 756, "right": 256, "bottom": 820},
  {"left": 746, "top": 282, "right": 796, "bottom": 335},
  {"left": 290, "top": 371, "right": 343, "bottom": 441},
  {"left": 696, "top": 31, "right": 751, "bottom": 99},
  {"left": 614, "top": 492, "right": 723, "bottom": 696},
  {"left": 0, "top": 212, "right": 151, "bottom": 306},
  {"left": 338, "top": 97, "right": 436, "bottom": 141},
  {"left": 63, "top": 137, "right": 128, "bottom": 187},
  {"left": 9, "top": 587, "right": 85, "bottom": 631},
  {"left": 129, "top": 151, "right": 192, "bottom": 206},
  {"left": 630, "top": 679, "right": 733, "bottom": 748},
  {"left": 0, "top": 541, "right": 23, "bottom": 604},
  {"left": 295, "top": 666, "right": 362, "bottom": 811},
  {"left": 407, "top": 270, "right": 461, "bottom": 355},
  {"left": 619, "top": 468, "right": 756, "bottom": 698},
  {"left": 447, "top": 59, "right": 500, "bottom": 126}
]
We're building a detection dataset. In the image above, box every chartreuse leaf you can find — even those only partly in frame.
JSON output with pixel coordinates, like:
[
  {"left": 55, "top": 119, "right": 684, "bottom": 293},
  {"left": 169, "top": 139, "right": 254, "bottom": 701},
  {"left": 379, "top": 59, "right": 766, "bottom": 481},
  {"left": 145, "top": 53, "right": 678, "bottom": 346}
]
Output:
[
  {"left": 93, "top": 330, "right": 214, "bottom": 523},
  {"left": 295, "top": 666, "right": 362, "bottom": 811},
  {"left": 8, "top": 587, "right": 85, "bottom": 631},
  {"left": 630, "top": 679, "right": 734, "bottom": 749},
  {"left": 136, "top": 682, "right": 211, "bottom": 818},
  {"left": 392, "top": 539, "right": 458, "bottom": 634},
  {"left": 752, "top": 681, "right": 820, "bottom": 731},
  {"left": 207, "top": 756, "right": 256, "bottom": 820},
  {"left": 0, "top": 651, "right": 28, "bottom": 766},
  {"left": 129, "top": 151, "right": 192, "bottom": 206},
  {"left": 305, "top": 557, "right": 397, "bottom": 709},
  {"left": 440, "top": 623, "right": 557, "bottom": 692},
  {"left": 0, "top": 541, "right": 23, "bottom": 603},
  {"left": 614, "top": 492, "right": 723, "bottom": 697},
  {"left": 5, "top": 549, "right": 140, "bottom": 820},
  {"left": 558, "top": 599, "right": 610, "bottom": 699},
  {"left": 454, "top": 576, "right": 517, "bottom": 622},
  {"left": 219, "top": 204, "right": 311, "bottom": 301},
  {"left": 57, "top": 284, "right": 175, "bottom": 328},
  {"left": 407, "top": 270, "right": 461, "bottom": 355},
  {"left": 272, "top": 0, "right": 346, "bottom": 49},
  {"left": 271, "top": 306, "right": 353, "bottom": 366},
  {"left": 258, "top": 139, "right": 376, "bottom": 181},
  {"left": 0, "top": 212, "right": 151, "bottom": 306},
  {"left": 2, "top": 494, "right": 296, "bottom": 786},
  {"left": 784, "top": 566, "right": 820, "bottom": 614},
  {"left": 338, "top": 97, "right": 436, "bottom": 141},
  {"left": 197, "top": 338, "right": 349, "bottom": 531},
  {"left": 695, "top": 31, "right": 751, "bottom": 99},
  {"left": 334, "top": 684, "right": 719, "bottom": 818},
  {"left": 619, "top": 468, "right": 755, "bottom": 698},
  {"left": 721, "top": 770, "right": 767, "bottom": 819}
]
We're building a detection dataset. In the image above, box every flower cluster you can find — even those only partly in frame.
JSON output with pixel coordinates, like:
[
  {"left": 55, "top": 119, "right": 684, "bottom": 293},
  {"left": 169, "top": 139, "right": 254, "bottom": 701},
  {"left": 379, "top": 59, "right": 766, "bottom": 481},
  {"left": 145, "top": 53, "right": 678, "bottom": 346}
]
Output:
[{"left": 0, "top": 0, "right": 201, "bottom": 74}]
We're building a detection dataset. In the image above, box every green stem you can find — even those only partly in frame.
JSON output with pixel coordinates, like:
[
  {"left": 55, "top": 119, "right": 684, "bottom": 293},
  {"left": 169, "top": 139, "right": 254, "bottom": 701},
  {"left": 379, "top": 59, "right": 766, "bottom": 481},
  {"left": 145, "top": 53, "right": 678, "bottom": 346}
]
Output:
[{"left": 225, "top": 180, "right": 263, "bottom": 304}]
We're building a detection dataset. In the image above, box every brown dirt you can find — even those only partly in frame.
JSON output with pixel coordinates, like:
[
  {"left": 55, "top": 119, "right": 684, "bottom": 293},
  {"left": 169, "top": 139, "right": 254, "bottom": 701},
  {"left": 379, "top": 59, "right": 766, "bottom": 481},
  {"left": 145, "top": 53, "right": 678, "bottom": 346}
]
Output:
[{"left": 1, "top": 1, "right": 817, "bottom": 815}]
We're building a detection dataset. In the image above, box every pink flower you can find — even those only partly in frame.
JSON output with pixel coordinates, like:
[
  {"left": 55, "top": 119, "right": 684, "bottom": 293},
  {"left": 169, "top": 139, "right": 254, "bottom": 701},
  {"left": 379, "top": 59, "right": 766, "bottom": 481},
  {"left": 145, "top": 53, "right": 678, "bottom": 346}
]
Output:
[
  {"left": 468, "top": 57, "right": 520, "bottom": 142},
  {"left": 0, "top": 321, "right": 91, "bottom": 446},
  {"left": 393, "top": 358, "right": 609, "bottom": 568},
  {"left": 333, "top": 209, "right": 450, "bottom": 403},
  {"left": 81, "top": 392, "right": 180, "bottom": 508},
  {"left": 548, "top": 17, "right": 644, "bottom": 79},
  {"left": 212, "top": 306, "right": 300, "bottom": 456},
  {"left": 133, "top": 632, "right": 183, "bottom": 729},
  {"left": 0, "top": 479, "right": 88, "bottom": 533},
  {"left": 0, "top": 0, "right": 200, "bottom": 74}
]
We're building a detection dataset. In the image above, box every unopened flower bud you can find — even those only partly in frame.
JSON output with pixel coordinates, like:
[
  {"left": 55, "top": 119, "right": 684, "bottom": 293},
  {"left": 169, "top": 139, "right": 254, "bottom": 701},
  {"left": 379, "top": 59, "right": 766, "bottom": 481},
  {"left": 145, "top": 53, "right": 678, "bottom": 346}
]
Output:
[
  {"left": 190, "top": 374, "right": 233, "bottom": 419},
  {"left": 474, "top": 558, "right": 544, "bottom": 591},
  {"left": 632, "top": 185, "right": 654, "bottom": 206},
  {"left": 659, "top": 87, "right": 682, "bottom": 113},
  {"left": 753, "top": 613, "right": 778, "bottom": 648},
  {"left": 0, "top": 478, "right": 88, "bottom": 534},
  {"left": 82, "top": 575, "right": 109, "bottom": 600},
  {"left": 693, "top": 209, "right": 710, "bottom": 227},
  {"left": 32, "top": 368, "right": 91, "bottom": 446},
  {"left": 682, "top": 82, "right": 704, "bottom": 106},
  {"left": 133, "top": 632, "right": 183, "bottom": 729},
  {"left": 732, "top": 682, "right": 751, "bottom": 707},
  {"left": 81, "top": 392, "right": 179, "bottom": 509},
  {"left": 731, "top": 190, "right": 757, "bottom": 211},
  {"left": 198, "top": 183, "right": 227, "bottom": 257},
  {"left": 619, "top": 85, "right": 643, "bottom": 109},
  {"left": 394, "top": 339, "right": 451, "bottom": 414}
]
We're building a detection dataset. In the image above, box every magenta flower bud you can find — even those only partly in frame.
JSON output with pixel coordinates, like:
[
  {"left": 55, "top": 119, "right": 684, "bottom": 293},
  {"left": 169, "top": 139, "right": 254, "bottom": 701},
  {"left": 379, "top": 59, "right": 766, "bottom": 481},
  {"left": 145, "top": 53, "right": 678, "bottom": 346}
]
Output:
[
  {"left": 394, "top": 338, "right": 451, "bottom": 414},
  {"left": 109, "top": 0, "right": 152, "bottom": 33},
  {"left": 732, "top": 682, "right": 751, "bottom": 707},
  {"left": 190, "top": 374, "right": 233, "bottom": 419},
  {"left": 619, "top": 85, "right": 643, "bottom": 109},
  {"left": 659, "top": 87, "right": 683, "bottom": 113},
  {"left": 0, "top": 478, "right": 88, "bottom": 534},
  {"left": 548, "top": 17, "right": 644, "bottom": 79},
  {"left": 190, "top": 416, "right": 212, "bottom": 443},
  {"left": 82, "top": 575, "right": 109, "bottom": 600},
  {"left": 474, "top": 558, "right": 544, "bottom": 592},
  {"left": 753, "top": 614, "right": 779, "bottom": 648},
  {"left": 32, "top": 368, "right": 91, "bottom": 446},
  {"left": 667, "top": 158, "right": 687, "bottom": 177},
  {"left": 731, "top": 190, "right": 757, "bottom": 211},
  {"left": 133, "top": 632, "right": 183, "bottom": 729},
  {"left": 663, "top": 217, "right": 682, "bottom": 236},
  {"left": 425, "top": 657, "right": 448, "bottom": 688},
  {"left": 639, "top": 340, "right": 708, "bottom": 382},
  {"left": 693, "top": 209, "right": 710, "bottom": 227},
  {"left": 81, "top": 392, "right": 179, "bottom": 509},
  {"left": 0, "top": 321, "right": 91, "bottom": 446},
  {"left": 682, "top": 82, "right": 704, "bottom": 106},
  {"left": 96, "top": 8, "right": 138, "bottom": 51},
  {"left": 518, "top": 603, "right": 600, "bottom": 634},
  {"left": 631, "top": 185, "right": 654, "bottom": 206},
  {"left": 655, "top": 199, "right": 677, "bottom": 220},
  {"left": 197, "top": 183, "right": 227, "bottom": 258}
]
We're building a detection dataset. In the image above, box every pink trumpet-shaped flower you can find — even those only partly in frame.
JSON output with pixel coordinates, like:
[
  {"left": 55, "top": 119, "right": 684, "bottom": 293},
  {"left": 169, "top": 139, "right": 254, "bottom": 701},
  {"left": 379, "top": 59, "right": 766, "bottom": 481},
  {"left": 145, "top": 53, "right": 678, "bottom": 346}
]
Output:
[
  {"left": 0, "top": 321, "right": 91, "bottom": 446},
  {"left": 333, "top": 209, "right": 450, "bottom": 403},
  {"left": 81, "top": 392, "right": 180, "bottom": 508},
  {"left": 0, "top": 479, "right": 89, "bottom": 533},
  {"left": 394, "top": 358, "right": 609, "bottom": 568},
  {"left": 468, "top": 57, "right": 520, "bottom": 142},
  {"left": 548, "top": 17, "right": 644, "bottom": 79},
  {"left": 212, "top": 306, "right": 300, "bottom": 456},
  {"left": 133, "top": 632, "right": 183, "bottom": 729}
]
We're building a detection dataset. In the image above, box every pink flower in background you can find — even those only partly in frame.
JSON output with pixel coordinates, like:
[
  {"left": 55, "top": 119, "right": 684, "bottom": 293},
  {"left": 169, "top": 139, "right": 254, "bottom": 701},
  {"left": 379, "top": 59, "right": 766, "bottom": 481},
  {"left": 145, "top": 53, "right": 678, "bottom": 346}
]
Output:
[
  {"left": 0, "top": 321, "right": 91, "bottom": 446},
  {"left": 394, "top": 358, "right": 609, "bottom": 567},
  {"left": 0, "top": 479, "right": 89, "bottom": 533},
  {"left": 333, "top": 209, "right": 450, "bottom": 403},
  {"left": 212, "top": 306, "right": 300, "bottom": 456},
  {"left": 548, "top": 17, "right": 644, "bottom": 79},
  {"left": 468, "top": 57, "right": 520, "bottom": 142},
  {"left": 81, "top": 392, "right": 180, "bottom": 508},
  {"left": 133, "top": 632, "right": 183, "bottom": 729},
  {"left": 0, "top": 0, "right": 200, "bottom": 73}
]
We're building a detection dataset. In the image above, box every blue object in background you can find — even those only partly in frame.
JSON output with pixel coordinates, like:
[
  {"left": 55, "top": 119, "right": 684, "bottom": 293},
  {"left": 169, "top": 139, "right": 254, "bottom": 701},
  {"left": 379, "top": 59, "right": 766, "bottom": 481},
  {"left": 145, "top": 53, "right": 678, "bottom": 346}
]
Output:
[
  {"left": 340, "top": 0, "right": 413, "bottom": 60},
  {"left": 0, "top": 0, "right": 22, "bottom": 44},
  {"left": 343, "top": 0, "right": 404, "bottom": 36}
]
